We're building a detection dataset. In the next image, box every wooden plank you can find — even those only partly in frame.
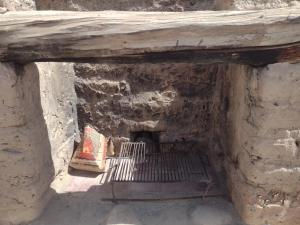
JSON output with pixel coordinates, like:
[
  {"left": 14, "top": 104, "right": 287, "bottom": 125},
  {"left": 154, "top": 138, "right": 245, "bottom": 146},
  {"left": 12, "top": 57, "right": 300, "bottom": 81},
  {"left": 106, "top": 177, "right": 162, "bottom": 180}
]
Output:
[{"left": 0, "top": 8, "right": 300, "bottom": 65}]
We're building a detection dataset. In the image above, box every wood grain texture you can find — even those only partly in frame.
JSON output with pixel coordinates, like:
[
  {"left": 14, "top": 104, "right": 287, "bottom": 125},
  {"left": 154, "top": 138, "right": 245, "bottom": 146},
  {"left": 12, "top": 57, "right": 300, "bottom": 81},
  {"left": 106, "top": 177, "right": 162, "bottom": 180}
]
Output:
[{"left": 0, "top": 8, "right": 300, "bottom": 64}]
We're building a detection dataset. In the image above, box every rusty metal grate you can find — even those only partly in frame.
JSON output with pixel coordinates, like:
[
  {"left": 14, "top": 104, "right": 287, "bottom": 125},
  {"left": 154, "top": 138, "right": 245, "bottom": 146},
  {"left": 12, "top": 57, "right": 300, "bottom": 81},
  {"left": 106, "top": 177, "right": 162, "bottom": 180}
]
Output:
[{"left": 111, "top": 142, "right": 210, "bottom": 183}]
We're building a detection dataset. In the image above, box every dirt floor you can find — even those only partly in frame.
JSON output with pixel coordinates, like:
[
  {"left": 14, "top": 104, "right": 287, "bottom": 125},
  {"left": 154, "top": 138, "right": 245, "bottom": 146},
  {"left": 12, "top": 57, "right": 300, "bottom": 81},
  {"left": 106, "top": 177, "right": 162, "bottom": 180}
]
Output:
[{"left": 25, "top": 169, "right": 246, "bottom": 225}]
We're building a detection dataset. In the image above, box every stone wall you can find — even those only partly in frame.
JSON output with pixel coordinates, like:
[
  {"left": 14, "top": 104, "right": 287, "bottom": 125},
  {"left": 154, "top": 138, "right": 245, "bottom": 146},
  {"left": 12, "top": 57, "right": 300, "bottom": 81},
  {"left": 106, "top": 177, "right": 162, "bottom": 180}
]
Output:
[
  {"left": 0, "top": 0, "right": 35, "bottom": 10},
  {"left": 34, "top": 0, "right": 300, "bottom": 11},
  {"left": 4, "top": 0, "right": 299, "bottom": 11},
  {"left": 225, "top": 63, "right": 300, "bottom": 225},
  {"left": 35, "top": 0, "right": 217, "bottom": 11},
  {"left": 75, "top": 63, "right": 226, "bottom": 153}
]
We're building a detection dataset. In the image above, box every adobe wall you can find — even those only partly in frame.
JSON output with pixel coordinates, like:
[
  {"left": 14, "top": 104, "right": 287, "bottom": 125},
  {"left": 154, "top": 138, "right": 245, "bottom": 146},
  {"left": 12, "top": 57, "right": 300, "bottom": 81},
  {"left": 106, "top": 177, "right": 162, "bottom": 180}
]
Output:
[
  {"left": 226, "top": 63, "right": 300, "bottom": 225},
  {"left": 0, "top": 62, "right": 78, "bottom": 225},
  {"left": 0, "top": 63, "right": 54, "bottom": 225},
  {"left": 37, "top": 62, "right": 79, "bottom": 175}
]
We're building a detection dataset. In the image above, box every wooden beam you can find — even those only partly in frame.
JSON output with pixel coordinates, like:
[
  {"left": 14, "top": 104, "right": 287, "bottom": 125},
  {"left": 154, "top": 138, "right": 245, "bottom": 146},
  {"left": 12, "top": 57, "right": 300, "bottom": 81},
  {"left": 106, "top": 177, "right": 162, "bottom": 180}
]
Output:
[{"left": 0, "top": 8, "right": 300, "bottom": 65}]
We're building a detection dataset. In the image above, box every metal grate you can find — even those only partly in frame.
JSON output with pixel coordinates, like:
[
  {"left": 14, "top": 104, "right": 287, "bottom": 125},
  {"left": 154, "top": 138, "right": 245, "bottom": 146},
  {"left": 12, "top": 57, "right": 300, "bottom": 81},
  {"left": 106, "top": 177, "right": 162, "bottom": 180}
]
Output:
[{"left": 111, "top": 142, "right": 210, "bottom": 183}]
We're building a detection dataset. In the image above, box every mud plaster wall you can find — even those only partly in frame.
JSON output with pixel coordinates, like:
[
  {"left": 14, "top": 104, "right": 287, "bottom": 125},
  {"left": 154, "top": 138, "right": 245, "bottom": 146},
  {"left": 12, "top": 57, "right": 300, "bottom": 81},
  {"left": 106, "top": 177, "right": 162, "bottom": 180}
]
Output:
[
  {"left": 37, "top": 62, "right": 79, "bottom": 175},
  {"left": 0, "top": 63, "right": 54, "bottom": 225},
  {"left": 0, "top": 62, "right": 78, "bottom": 225},
  {"left": 75, "top": 63, "right": 226, "bottom": 154},
  {"left": 225, "top": 63, "right": 300, "bottom": 225}
]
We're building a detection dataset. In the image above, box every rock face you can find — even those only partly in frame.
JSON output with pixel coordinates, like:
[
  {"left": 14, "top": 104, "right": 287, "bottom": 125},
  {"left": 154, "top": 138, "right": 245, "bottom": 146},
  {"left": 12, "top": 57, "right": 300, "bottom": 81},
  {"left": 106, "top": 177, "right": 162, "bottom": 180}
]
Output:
[
  {"left": 75, "top": 63, "right": 226, "bottom": 153},
  {"left": 4, "top": 0, "right": 299, "bottom": 11},
  {"left": 0, "top": 0, "right": 35, "bottom": 10},
  {"left": 34, "top": 0, "right": 300, "bottom": 10},
  {"left": 225, "top": 63, "right": 300, "bottom": 225},
  {"left": 35, "top": 0, "right": 217, "bottom": 11}
]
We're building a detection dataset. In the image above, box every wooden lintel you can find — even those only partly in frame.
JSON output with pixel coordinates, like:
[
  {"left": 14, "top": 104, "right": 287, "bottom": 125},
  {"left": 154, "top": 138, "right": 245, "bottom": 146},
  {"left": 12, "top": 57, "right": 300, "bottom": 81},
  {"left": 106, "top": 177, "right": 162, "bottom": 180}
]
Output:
[{"left": 30, "top": 42, "right": 299, "bottom": 66}]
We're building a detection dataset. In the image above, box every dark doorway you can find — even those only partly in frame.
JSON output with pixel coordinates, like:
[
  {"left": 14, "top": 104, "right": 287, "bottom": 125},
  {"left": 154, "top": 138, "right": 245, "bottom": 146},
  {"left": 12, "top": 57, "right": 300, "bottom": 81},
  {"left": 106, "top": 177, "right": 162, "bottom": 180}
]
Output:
[{"left": 130, "top": 131, "right": 160, "bottom": 153}]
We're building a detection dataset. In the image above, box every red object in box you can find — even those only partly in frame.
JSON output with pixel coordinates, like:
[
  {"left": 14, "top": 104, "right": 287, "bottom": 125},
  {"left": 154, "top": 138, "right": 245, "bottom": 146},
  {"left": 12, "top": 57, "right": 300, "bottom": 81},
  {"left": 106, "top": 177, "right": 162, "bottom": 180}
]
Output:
[{"left": 70, "top": 125, "right": 107, "bottom": 172}]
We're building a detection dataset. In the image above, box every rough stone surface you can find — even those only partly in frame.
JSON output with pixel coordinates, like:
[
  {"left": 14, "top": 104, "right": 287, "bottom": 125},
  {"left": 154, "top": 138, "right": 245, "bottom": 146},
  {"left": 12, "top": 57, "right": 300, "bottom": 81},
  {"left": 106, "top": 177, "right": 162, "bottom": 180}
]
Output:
[
  {"left": 34, "top": 0, "right": 300, "bottom": 10},
  {"left": 0, "top": 0, "right": 35, "bottom": 10},
  {"left": 225, "top": 63, "right": 300, "bottom": 225},
  {"left": 35, "top": 0, "right": 217, "bottom": 11},
  {"left": 228, "top": 0, "right": 300, "bottom": 9},
  {"left": 36, "top": 62, "right": 79, "bottom": 176},
  {"left": 4, "top": 0, "right": 299, "bottom": 11},
  {"left": 74, "top": 63, "right": 226, "bottom": 153}
]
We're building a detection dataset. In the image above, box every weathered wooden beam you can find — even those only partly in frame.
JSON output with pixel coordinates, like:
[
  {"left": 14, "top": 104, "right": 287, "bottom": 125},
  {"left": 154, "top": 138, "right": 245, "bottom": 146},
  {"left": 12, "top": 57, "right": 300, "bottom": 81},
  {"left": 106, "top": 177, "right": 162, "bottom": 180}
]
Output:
[
  {"left": 41, "top": 43, "right": 300, "bottom": 66},
  {"left": 0, "top": 8, "right": 300, "bottom": 65}
]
